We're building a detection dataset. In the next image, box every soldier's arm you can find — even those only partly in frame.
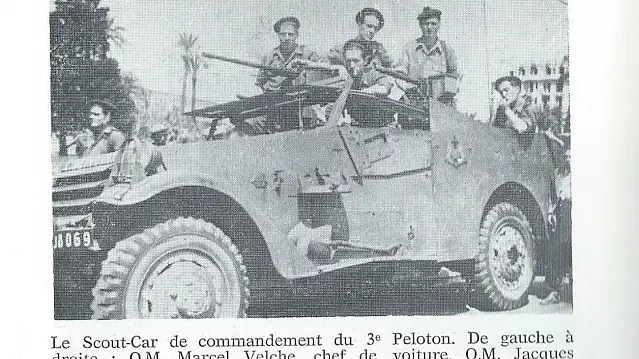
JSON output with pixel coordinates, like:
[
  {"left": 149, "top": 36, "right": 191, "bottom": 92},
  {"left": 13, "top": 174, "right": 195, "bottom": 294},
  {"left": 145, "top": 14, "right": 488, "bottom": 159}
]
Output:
[
  {"left": 376, "top": 42, "right": 393, "bottom": 68},
  {"left": 503, "top": 106, "right": 534, "bottom": 133},
  {"left": 390, "top": 43, "right": 415, "bottom": 92},
  {"left": 361, "top": 84, "right": 391, "bottom": 95},
  {"left": 303, "top": 47, "right": 322, "bottom": 63},
  {"left": 255, "top": 55, "right": 271, "bottom": 89}
]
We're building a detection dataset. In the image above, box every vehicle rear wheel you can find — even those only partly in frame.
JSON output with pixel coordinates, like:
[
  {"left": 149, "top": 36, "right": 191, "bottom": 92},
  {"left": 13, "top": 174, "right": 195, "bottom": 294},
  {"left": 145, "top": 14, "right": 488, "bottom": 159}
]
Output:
[
  {"left": 91, "top": 217, "right": 249, "bottom": 319},
  {"left": 473, "top": 202, "right": 535, "bottom": 311}
]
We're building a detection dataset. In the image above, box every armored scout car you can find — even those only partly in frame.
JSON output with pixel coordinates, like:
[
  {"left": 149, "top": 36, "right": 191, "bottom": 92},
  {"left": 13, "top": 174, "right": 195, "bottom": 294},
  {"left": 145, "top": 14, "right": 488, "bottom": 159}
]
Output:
[{"left": 53, "top": 78, "right": 556, "bottom": 319}]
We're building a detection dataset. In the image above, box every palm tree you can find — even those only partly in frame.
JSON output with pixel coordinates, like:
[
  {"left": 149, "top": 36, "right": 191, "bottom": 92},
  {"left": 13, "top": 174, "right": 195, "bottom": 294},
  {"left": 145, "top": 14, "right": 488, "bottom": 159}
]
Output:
[
  {"left": 121, "top": 74, "right": 150, "bottom": 131},
  {"left": 178, "top": 34, "right": 197, "bottom": 118},
  {"left": 188, "top": 53, "right": 209, "bottom": 124},
  {"left": 177, "top": 33, "right": 208, "bottom": 125}
]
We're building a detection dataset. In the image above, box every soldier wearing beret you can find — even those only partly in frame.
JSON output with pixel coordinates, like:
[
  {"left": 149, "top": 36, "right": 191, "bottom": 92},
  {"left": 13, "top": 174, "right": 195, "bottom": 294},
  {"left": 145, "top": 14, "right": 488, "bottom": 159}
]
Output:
[
  {"left": 256, "top": 16, "right": 320, "bottom": 91},
  {"left": 396, "top": 7, "right": 458, "bottom": 82},
  {"left": 76, "top": 100, "right": 126, "bottom": 156},
  {"left": 327, "top": 8, "right": 392, "bottom": 68}
]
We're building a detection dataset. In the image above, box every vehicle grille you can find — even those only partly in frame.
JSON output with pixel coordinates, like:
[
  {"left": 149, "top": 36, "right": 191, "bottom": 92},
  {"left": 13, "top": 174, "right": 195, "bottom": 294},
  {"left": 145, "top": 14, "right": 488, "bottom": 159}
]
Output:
[{"left": 52, "top": 167, "right": 112, "bottom": 218}]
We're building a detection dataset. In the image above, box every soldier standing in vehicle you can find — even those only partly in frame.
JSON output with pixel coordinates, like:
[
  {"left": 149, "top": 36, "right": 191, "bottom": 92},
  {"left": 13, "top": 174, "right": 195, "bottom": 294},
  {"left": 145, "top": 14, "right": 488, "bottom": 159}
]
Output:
[
  {"left": 396, "top": 7, "right": 458, "bottom": 80},
  {"left": 491, "top": 75, "right": 537, "bottom": 134},
  {"left": 395, "top": 7, "right": 458, "bottom": 106},
  {"left": 76, "top": 100, "right": 126, "bottom": 156},
  {"left": 256, "top": 16, "right": 320, "bottom": 91},
  {"left": 327, "top": 8, "right": 392, "bottom": 68}
]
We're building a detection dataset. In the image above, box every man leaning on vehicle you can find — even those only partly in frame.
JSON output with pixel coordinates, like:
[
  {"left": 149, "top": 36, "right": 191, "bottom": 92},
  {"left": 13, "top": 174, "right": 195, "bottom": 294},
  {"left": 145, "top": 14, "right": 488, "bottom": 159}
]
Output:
[
  {"left": 491, "top": 75, "right": 537, "bottom": 134},
  {"left": 76, "top": 100, "right": 125, "bottom": 157}
]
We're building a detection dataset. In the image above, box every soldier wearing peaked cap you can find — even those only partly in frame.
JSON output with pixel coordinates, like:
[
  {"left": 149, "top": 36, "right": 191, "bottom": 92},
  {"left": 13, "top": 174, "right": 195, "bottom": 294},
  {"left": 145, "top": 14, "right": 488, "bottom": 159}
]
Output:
[
  {"left": 256, "top": 16, "right": 320, "bottom": 91},
  {"left": 327, "top": 7, "right": 392, "bottom": 68}
]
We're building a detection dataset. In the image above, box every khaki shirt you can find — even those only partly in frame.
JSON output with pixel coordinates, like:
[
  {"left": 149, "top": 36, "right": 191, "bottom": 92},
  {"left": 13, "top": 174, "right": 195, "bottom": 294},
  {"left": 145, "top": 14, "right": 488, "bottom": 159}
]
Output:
[
  {"left": 77, "top": 126, "right": 125, "bottom": 156},
  {"left": 256, "top": 45, "right": 320, "bottom": 91},
  {"left": 327, "top": 35, "right": 392, "bottom": 68},
  {"left": 396, "top": 38, "right": 457, "bottom": 81}
]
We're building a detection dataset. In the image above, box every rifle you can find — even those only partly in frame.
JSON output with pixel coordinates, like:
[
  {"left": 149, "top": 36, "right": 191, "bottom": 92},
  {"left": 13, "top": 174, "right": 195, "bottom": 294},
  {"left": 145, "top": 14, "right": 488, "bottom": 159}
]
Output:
[{"left": 201, "top": 52, "right": 301, "bottom": 77}]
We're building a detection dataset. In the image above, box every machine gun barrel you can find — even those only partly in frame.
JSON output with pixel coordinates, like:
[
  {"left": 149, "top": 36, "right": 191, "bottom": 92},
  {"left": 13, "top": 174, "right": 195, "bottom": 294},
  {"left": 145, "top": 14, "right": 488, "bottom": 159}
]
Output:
[
  {"left": 201, "top": 52, "right": 300, "bottom": 77},
  {"left": 375, "top": 67, "right": 420, "bottom": 86}
]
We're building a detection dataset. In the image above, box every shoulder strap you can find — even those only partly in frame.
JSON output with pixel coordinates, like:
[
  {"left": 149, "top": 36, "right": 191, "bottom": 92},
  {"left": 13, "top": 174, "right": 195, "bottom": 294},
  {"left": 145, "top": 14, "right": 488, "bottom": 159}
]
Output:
[{"left": 440, "top": 40, "right": 451, "bottom": 73}]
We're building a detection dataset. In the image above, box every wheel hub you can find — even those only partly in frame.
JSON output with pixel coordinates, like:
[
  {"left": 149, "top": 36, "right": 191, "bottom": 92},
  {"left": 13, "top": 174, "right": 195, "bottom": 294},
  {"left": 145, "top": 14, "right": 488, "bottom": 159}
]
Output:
[
  {"left": 489, "top": 223, "right": 532, "bottom": 297},
  {"left": 140, "top": 251, "right": 224, "bottom": 319}
]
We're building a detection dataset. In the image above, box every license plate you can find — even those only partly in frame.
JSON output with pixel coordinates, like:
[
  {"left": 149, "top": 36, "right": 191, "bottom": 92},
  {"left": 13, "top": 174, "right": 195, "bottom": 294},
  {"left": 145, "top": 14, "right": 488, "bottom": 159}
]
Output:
[{"left": 53, "top": 228, "right": 94, "bottom": 250}]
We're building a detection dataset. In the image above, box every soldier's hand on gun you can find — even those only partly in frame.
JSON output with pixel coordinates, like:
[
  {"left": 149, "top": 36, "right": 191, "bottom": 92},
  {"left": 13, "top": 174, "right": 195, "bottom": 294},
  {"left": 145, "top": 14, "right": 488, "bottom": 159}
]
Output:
[{"left": 329, "top": 65, "right": 349, "bottom": 79}]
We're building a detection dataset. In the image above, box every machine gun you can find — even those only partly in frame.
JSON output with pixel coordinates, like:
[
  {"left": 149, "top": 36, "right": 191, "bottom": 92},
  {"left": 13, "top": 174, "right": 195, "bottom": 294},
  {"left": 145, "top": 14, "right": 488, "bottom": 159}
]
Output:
[
  {"left": 202, "top": 52, "right": 302, "bottom": 77},
  {"left": 202, "top": 52, "right": 344, "bottom": 88}
]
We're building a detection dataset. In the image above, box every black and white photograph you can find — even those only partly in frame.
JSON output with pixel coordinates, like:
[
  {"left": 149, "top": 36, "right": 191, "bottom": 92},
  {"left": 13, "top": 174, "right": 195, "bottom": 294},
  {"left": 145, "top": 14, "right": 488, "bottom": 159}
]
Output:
[{"left": 49, "top": 0, "right": 572, "bottom": 320}]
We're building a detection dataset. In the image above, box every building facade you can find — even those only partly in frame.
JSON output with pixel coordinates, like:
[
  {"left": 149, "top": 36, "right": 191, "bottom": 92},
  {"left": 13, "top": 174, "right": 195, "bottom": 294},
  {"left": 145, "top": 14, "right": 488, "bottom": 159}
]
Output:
[{"left": 492, "top": 57, "right": 570, "bottom": 122}]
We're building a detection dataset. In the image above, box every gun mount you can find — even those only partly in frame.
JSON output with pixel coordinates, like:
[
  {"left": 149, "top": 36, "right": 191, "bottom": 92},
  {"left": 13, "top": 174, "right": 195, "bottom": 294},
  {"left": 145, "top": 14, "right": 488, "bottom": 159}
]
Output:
[{"left": 376, "top": 67, "right": 459, "bottom": 106}]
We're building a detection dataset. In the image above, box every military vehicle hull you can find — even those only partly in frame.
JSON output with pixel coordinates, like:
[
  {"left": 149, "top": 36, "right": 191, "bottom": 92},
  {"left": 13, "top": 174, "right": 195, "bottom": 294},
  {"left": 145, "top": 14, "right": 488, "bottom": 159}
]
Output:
[{"left": 53, "top": 86, "right": 556, "bottom": 319}]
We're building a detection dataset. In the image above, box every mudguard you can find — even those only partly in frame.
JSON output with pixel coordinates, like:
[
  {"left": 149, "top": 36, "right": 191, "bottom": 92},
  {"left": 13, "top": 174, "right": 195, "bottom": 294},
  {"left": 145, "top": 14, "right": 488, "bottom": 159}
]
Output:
[
  {"left": 472, "top": 134, "right": 555, "bottom": 246},
  {"left": 96, "top": 171, "right": 319, "bottom": 279}
]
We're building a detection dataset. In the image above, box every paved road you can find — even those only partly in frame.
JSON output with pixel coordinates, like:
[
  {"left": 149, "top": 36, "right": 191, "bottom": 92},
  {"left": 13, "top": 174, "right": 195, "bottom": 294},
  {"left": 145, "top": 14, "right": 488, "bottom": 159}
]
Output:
[
  {"left": 249, "top": 276, "right": 572, "bottom": 318},
  {"left": 55, "top": 270, "right": 570, "bottom": 320}
]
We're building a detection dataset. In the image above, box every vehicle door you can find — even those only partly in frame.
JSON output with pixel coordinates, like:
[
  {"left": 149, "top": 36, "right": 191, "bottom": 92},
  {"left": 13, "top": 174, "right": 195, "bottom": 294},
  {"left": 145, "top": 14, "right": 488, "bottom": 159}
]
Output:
[{"left": 335, "top": 93, "right": 435, "bottom": 249}]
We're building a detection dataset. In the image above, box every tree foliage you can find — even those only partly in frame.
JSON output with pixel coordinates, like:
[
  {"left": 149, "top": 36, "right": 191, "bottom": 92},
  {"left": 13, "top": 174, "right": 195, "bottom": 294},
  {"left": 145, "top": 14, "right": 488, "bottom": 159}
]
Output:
[
  {"left": 50, "top": 0, "right": 134, "bottom": 153},
  {"left": 178, "top": 33, "right": 197, "bottom": 115}
]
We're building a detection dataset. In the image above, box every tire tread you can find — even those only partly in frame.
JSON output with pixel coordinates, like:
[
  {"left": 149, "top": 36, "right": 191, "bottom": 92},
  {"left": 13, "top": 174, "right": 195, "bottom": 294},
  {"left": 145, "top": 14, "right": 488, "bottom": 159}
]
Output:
[
  {"left": 91, "top": 217, "right": 250, "bottom": 320},
  {"left": 473, "top": 202, "right": 535, "bottom": 311}
]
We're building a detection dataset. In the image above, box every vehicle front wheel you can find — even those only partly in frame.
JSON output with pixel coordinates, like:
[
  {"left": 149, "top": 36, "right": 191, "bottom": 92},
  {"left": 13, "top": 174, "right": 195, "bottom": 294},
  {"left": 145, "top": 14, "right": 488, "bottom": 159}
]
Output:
[
  {"left": 91, "top": 217, "right": 249, "bottom": 319},
  {"left": 473, "top": 202, "right": 535, "bottom": 311}
]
